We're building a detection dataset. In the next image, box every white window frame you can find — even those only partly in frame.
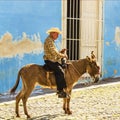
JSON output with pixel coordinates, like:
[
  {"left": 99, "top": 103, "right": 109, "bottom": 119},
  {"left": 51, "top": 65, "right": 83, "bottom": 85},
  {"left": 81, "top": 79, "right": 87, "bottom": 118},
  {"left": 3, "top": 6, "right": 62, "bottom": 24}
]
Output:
[{"left": 62, "top": 0, "right": 103, "bottom": 67}]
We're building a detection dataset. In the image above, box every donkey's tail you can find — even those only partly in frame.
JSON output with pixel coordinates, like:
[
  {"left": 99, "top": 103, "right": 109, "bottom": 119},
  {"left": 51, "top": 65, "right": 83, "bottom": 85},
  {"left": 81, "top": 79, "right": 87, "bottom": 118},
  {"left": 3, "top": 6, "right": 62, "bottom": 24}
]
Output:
[{"left": 10, "top": 69, "right": 21, "bottom": 94}]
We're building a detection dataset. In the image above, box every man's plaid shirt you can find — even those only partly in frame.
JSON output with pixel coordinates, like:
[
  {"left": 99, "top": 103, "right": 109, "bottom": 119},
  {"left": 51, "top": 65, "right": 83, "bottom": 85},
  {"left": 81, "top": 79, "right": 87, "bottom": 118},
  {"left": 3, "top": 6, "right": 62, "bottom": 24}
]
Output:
[{"left": 43, "top": 36, "right": 65, "bottom": 63}]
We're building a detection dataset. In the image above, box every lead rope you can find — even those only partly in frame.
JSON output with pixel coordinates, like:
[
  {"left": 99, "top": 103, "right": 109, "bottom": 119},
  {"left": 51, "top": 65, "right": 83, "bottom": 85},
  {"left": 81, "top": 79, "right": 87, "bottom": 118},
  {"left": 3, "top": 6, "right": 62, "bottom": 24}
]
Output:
[{"left": 70, "top": 61, "right": 82, "bottom": 78}]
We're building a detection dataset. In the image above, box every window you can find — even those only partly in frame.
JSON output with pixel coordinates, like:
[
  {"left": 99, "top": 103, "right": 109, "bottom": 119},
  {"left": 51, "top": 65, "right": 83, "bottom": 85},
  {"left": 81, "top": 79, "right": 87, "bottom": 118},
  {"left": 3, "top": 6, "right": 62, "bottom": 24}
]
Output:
[
  {"left": 62, "top": 0, "right": 103, "bottom": 66},
  {"left": 66, "top": 0, "right": 80, "bottom": 60}
]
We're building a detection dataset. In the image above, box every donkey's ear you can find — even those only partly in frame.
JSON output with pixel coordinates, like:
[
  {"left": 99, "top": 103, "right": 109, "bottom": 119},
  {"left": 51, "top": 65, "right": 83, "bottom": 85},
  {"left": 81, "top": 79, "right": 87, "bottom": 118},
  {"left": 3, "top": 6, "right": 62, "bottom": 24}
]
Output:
[
  {"left": 86, "top": 56, "right": 91, "bottom": 61},
  {"left": 91, "top": 51, "right": 96, "bottom": 61}
]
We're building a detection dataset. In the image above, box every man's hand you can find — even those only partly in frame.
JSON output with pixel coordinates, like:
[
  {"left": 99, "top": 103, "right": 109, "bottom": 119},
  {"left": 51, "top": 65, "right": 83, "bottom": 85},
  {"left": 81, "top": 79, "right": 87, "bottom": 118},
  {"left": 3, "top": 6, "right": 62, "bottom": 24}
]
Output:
[
  {"left": 63, "top": 54, "right": 68, "bottom": 60},
  {"left": 60, "top": 48, "right": 67, "bottom": 54}
]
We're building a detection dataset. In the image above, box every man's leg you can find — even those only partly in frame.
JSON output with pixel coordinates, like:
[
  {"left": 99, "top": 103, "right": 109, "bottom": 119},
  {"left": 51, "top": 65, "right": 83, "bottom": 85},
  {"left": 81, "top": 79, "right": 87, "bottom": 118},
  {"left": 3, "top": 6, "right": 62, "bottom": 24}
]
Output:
[
  {"left": 45, "top": 60, "right": 67, "bottom": 98},
  {"left": 54, "top": 66, "right": 67, "bottom": 90}
]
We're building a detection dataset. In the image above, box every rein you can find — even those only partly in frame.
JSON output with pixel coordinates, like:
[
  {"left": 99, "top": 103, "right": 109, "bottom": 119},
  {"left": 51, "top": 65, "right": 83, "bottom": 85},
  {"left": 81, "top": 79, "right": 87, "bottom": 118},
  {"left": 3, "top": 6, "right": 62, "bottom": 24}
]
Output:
[
  {"left": 70, "top": 59, "right": 90, "bottom": 77},
  {"left": 69, "top": 60, "right": 84, "bottom": 77}
]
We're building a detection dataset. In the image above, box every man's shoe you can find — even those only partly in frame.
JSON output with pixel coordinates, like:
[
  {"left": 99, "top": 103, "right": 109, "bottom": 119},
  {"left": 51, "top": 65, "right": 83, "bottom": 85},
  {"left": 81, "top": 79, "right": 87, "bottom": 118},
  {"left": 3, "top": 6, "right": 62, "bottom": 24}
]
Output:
[{"left": 57, "top": 91, "right": 67, "bottom": 98}]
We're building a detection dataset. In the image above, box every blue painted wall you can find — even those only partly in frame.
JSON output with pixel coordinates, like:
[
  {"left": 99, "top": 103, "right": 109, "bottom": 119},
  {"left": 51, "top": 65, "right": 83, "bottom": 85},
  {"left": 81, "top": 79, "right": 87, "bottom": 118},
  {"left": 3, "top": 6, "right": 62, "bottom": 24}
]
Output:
[
  {"left": 2, "top": 0, "right": 120, "bottom": 94},
  {"left": 0, "top": 0, "right": 61, "bottom": 93},
  {"left": 103, "top": 1, "right": 120, "bottom": 78}
]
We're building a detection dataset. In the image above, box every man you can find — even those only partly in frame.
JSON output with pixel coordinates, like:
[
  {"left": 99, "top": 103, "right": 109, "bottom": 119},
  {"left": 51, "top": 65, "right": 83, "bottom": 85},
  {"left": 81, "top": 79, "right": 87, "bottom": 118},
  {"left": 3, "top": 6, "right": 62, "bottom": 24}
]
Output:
[{"left": 43, "top": 27, "right": 68, "bottom": 98}]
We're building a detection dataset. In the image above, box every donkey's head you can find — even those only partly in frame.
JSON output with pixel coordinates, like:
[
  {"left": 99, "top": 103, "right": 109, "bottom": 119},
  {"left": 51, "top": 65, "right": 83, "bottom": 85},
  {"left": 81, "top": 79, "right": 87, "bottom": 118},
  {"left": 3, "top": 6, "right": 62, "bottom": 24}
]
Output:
[{"left": 85, "top": 51, "right": 100, "bottom": 83}]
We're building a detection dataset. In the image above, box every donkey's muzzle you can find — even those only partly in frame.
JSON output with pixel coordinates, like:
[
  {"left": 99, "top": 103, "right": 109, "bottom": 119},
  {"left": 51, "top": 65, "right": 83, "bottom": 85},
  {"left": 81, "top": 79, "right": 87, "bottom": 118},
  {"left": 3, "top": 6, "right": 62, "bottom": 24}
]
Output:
[{"left": 94, "top": 75, "right": 100, "bottom": 83}]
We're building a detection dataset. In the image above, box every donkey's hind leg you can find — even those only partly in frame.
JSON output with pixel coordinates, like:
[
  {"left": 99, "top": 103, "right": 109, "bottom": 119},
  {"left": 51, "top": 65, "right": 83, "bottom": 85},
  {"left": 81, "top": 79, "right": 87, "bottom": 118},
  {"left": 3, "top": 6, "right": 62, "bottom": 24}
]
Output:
[
  {"left": 15, "top": 90, "right": 24, "bottom": 117},
  {"left": 22, "top": 87, "right": 34, "bottom": 118}
]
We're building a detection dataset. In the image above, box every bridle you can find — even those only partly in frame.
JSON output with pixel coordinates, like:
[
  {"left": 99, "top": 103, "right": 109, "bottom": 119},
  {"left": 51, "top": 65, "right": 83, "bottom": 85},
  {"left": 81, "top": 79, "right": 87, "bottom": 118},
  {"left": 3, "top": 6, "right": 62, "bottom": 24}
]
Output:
[{"left": 86, "top": 57, "right": 100, "bottom": 76}]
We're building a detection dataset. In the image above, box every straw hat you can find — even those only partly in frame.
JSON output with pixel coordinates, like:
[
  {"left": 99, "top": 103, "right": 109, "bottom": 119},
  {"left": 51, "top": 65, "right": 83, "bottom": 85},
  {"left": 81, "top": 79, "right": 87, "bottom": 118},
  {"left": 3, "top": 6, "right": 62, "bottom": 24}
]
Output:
[{"left": 46, "top": 27, "right": 62, "bottom": 34}]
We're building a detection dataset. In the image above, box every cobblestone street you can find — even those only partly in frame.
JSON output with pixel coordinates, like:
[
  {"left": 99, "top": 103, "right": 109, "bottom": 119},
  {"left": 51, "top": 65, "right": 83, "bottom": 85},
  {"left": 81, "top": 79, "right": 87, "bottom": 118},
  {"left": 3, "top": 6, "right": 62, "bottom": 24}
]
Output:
[{"left": 0, "top": 82, "right": 120, "bottom": 120}]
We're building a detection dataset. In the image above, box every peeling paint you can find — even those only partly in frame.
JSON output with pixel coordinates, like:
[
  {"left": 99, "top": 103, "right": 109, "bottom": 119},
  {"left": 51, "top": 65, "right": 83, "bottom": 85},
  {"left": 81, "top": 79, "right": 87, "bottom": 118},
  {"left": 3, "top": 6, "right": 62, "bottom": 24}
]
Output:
[
  {"left": 0, "top": 32, "right": 43, "bottom": 58},
  {"left": 115, "top": 26, "right": 120, "bottom": 46},
  {"left": 105, "top": 42, "right": 110, "bottom": 46},
  {"left": 114, "top": 69, "right": 117, "bottom": 75}
]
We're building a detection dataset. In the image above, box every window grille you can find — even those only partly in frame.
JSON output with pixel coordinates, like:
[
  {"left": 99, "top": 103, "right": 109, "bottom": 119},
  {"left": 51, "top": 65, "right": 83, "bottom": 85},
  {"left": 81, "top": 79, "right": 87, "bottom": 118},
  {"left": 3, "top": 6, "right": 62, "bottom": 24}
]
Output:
[
  {"left": 62, "top": 0, "right": 103, "bottom": 66},
  {"left": 66, "top": 0, "right": 80, "bottom": 60}
]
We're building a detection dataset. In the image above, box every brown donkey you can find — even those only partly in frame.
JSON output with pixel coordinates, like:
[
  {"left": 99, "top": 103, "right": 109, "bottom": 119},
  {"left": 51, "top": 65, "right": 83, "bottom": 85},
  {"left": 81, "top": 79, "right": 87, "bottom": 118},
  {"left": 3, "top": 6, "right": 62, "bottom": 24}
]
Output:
[{"left": 10, "top": 56, "right": 100, "bottom": 118}]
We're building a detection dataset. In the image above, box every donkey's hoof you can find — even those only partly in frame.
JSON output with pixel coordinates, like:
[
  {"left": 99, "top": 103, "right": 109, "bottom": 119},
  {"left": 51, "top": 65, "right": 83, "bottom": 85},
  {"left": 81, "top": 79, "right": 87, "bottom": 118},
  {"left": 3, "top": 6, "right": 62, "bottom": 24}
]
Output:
[
  {"left": 27, "top": 115, "right": 31, "bottom": 118},
  {"left": 64, "top": 111, "right": 68, "bottom": 114},
  {"left": 64, "top": 110, "right": 72, "bottom": 115},
  {"left": 16, "top": 114, "right": 20, "bottom": 117},
  {"left": 67, "top": 111, "right": 72, "bottom": 115}
]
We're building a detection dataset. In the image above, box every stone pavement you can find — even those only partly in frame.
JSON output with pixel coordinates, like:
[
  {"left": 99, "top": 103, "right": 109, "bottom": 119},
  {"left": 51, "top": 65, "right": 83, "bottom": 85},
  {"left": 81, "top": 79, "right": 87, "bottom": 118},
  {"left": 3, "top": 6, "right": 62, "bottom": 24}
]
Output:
[{"left": 0, "top": 82, "right": 120, "bottom": 120}]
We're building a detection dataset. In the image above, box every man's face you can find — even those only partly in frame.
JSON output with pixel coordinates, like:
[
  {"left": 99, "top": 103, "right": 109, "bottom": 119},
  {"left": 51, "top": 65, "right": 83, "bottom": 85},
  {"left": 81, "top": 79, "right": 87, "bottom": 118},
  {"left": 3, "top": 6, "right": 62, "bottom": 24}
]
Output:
[{"left": 50, "top": 32, "right": 59, "bottom": 40}]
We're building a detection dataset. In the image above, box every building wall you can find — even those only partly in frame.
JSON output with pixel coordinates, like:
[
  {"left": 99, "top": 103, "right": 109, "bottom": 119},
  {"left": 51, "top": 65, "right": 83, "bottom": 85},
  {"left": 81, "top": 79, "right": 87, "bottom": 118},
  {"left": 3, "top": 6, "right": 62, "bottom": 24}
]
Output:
[
  {"left": 103, "top": 0, "right": 120, "bottom": 78},
  {"left": 1, "top": 0, "right": 120, "bottom": 94},
  {"left": 0, "top": 1, "right": 61, "bottom": 94}
]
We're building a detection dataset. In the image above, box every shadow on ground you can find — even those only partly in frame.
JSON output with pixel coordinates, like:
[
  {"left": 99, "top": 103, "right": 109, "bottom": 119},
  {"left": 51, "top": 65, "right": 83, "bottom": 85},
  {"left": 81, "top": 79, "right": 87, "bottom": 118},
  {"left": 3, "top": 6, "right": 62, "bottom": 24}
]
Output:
[{"left": 29, "top": 114, "right": 64, "bottom": 120}]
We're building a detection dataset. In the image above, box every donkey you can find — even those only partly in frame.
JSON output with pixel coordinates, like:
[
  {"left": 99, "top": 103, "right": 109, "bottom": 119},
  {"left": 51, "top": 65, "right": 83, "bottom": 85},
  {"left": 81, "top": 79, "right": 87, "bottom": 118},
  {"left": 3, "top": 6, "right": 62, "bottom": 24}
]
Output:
[{"left": 10, "top": 55, "right": 100, "bottom": 118}]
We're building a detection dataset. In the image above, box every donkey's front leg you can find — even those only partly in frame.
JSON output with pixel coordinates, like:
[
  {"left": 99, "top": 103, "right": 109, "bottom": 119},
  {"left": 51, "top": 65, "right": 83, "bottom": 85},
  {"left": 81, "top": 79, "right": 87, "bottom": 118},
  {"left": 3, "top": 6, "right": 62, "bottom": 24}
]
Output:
[
  {"left": 63, "top": 97, "right": 72, "bottom": 115},
  {"left": 66, "top": 97, "right": 72, "bottom": 115},
  {"left": 63, "top": 98, "right": 67, "bottom": 113}
]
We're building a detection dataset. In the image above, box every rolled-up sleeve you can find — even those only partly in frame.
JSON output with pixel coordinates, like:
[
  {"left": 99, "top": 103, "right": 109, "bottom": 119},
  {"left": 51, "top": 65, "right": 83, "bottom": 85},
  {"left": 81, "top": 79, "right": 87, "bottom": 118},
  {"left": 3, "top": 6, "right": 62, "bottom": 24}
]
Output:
[
  {"left": 44, "top": 36, "right": 65, "bottom": 62},
  {"left": 47, "top": 40, "right": 65, "bottom": 58}
]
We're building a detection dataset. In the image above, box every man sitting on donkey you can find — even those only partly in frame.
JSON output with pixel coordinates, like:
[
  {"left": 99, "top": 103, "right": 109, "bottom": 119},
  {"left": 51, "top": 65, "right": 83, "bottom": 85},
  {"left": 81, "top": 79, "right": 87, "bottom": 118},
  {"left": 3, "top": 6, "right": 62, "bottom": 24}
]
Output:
[{"left": 43, "top": 27, "right": 68, "bottom": 98}]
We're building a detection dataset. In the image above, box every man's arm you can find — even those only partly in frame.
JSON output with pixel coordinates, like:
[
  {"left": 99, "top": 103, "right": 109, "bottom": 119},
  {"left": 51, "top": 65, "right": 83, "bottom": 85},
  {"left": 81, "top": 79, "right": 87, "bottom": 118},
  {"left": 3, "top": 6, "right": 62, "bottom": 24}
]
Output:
[{"left": 47, "top": 40, "right": 66, "bottom": 59}]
